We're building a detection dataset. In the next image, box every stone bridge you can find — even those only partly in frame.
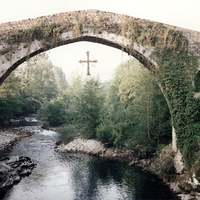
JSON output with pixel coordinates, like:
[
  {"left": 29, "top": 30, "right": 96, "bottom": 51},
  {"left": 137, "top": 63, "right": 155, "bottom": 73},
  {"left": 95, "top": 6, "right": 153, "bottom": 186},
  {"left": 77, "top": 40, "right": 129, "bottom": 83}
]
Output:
[{"left": 0, "top": 10, "right": 200, "bottom": 169}]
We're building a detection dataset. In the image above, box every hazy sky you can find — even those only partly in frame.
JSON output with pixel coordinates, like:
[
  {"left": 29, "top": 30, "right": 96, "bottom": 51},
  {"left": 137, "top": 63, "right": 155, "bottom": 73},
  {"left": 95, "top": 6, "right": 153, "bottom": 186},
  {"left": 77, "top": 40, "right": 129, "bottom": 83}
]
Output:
[{"left": 0, "top": 0, "right": 200, "bottom": 82}]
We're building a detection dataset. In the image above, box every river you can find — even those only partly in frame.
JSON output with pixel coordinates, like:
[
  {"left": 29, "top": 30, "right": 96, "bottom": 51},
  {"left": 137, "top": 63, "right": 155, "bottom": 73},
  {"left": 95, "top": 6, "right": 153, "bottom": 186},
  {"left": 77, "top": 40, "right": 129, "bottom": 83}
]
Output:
[{"left": 0, "top": 120, "right": 177, "bottom": 200}]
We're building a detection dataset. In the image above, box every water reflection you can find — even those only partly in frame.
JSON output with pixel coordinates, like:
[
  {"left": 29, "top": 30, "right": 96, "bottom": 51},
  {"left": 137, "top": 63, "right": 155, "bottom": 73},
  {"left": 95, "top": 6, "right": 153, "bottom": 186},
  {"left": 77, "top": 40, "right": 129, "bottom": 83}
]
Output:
[
  {"left": 66, "top": 155, "right": 175, "bottom": 200},
  {"left": 1, "top": 127, "right": 176, "bottom": 200}
]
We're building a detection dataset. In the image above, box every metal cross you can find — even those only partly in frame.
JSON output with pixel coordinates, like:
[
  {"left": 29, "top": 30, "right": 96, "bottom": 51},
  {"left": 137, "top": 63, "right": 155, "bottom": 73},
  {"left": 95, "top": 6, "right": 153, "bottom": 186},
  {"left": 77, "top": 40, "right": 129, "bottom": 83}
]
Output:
[{"left": 79, "top": 51, "right": 98, "bottom": 75}]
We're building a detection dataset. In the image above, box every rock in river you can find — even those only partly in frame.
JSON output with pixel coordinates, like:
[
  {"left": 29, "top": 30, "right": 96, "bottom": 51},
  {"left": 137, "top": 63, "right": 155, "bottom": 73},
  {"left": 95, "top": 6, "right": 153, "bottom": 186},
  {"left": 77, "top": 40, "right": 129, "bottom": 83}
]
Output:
[{"left": 0, "top": 156, "right": 36, "bottom": 193}]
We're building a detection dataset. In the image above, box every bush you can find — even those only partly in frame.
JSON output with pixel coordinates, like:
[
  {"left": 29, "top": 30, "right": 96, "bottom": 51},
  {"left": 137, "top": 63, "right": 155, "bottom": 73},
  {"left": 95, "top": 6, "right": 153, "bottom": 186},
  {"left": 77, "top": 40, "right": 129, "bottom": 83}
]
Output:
[
  {"left": 57, "top": 124, "right": 79, "bottom": 144},
  {"left": 110, "top": 129, "right": 123, "bottom": 148},
  {"left": 36, "top": 101, "right": 49, "bottom": 120},
  {"left": 96, "top": 122, "right": 113, "bottom": 143},
  {"left": 127, "top": 132, "right": 150, "bottom": 150},
  {"left": 96, "top": 122, "right": 123, "bottom": 147},
  {"left": 45, "top": 100, "right": 67, "bottom": 126}
]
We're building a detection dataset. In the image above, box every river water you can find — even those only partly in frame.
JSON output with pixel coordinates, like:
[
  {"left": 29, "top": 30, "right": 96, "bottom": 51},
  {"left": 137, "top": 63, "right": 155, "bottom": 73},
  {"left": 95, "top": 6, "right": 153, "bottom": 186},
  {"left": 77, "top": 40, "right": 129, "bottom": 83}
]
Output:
[{"left": 0, "top": 121, "right": 177, "bottom": 200}]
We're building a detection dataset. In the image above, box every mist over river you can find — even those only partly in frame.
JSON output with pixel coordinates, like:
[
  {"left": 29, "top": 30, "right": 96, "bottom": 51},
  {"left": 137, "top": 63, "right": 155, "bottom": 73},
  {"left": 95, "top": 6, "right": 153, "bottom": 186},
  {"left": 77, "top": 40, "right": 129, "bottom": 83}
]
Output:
[{"left": 0, "top": 120, "right": 176, "bottom": 200}]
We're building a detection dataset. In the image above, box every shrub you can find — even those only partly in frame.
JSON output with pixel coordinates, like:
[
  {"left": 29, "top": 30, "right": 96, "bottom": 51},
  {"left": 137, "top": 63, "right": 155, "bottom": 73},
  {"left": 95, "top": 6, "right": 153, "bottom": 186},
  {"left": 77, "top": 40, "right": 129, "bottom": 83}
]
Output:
[
  {"left": 96, "top": 122, "right": 123, "bottom": 148},
  {"left": 110, "top": 129, "right": 123, "bottom": 148},
  {"left": 45, "top": 100, "right": 67, "bottom": 126},
  {"left": 96, "top": 122, "right": 113, "bottom": 143},
  {"left": 57, "top": 124, "right": 79, "bottom": 144}
]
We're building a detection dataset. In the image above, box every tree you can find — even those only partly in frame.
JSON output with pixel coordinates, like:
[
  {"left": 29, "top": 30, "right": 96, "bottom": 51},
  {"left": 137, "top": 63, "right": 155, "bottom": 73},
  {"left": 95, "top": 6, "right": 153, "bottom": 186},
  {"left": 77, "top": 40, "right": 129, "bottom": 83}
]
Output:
[
  {"left": 0, "top": 72, "right": 23, "bottom": 122},
  {"left": 54, "top": 66, "right": 68, "bottom": 96},
  {"left": 16, "top": 53, "right": 62, "bottom": 114},
  {"left": 132, "top": 65, "right": 171, "bottom": 145},
  {"left": 73, "top": 78, "right": 104, "bottom": 136},
  {"left": 103, "top": 58, "right": 171, "bottom": 148},
  {"left": 0, "top": 52, "right": 68, "bottom": 122},
  {"left": 45, "top": 100, "right": 67, "bottom": 126},
  {"left": 114, "top": 59, "right": 144, "bottom": 106}
]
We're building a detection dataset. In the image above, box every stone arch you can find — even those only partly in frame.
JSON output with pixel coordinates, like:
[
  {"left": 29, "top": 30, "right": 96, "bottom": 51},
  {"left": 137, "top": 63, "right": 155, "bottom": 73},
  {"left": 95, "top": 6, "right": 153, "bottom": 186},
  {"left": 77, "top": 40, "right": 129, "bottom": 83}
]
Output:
[
  {"left": 0, "top": 35, "right": 156, "bottom": 83},
  {"left": 0, "top": 10, "right": 200, "bottom": 168}
]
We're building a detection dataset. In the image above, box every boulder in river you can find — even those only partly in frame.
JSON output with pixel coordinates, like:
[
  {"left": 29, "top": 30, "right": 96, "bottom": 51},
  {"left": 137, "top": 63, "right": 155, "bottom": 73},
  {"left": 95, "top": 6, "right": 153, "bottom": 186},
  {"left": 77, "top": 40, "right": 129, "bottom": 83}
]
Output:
[{"left": 0, "top": 156, "right": 36, "bottom": 193}]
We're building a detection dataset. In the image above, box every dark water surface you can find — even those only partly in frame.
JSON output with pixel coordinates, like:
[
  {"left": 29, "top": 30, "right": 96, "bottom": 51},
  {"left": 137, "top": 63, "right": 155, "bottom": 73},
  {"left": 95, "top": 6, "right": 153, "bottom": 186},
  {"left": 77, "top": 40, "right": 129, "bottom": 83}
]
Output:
[{"left": 0, "top": 123, "right": 177, "bottom": 200}]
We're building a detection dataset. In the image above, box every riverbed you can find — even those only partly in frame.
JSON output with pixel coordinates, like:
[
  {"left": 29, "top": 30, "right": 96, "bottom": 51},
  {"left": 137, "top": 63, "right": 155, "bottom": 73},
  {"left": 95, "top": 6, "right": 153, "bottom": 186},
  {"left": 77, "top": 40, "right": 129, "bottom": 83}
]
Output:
[{"left": 0, "top": 122, "right": 177, "bottom": 200}]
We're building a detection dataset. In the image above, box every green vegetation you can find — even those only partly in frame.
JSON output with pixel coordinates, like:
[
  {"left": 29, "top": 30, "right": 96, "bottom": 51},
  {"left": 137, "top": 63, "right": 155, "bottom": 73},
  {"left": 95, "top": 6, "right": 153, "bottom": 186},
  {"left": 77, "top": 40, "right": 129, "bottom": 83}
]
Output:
[
  {"left": 99, "top": 59, "right": 171, "bottom": 149},
  {"left": 194, "top": 72, "right": 200, "bottom": 92},
  {"left": 71, "top": 78, "right": 104, "bottom": 137},
  {"left": 37, "top": 59, "right": 171, "bottom": 152},
  {"left": 154, "top": 47, "right": 200, "bottom": 169},
  {"left": 0, "top": 53, "right": 67, "bottom": 123},
  {"left": 0, "top": 72, "right": 23, "bottom": 122},
  {"left": 42, "top": 100, "right": 67, "bottom": 126},
  {"left": 119, "top": 17, "right": 200, "bottom": 169},
  {"left": 0, "top": 54, "right": 172, "bottom": 154}
]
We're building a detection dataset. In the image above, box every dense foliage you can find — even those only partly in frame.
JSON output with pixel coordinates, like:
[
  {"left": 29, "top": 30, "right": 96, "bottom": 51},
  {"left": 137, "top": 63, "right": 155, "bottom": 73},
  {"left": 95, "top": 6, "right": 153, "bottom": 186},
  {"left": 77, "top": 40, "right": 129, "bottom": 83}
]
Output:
[
  {"left": 3, "top": 48, "right": 198, "bottom": 172},
  {"left": 71, "top": 78, "right": 104, "bottom": 137},
  {"left": 154, "top": 47, "right": 200, "bottom": 168},
  {"left": 39, "top": 59, "right": 171, "bottom": 152},
  {"left": 2, "top": 50, "right": 197, "bottom": 167},
  {"left": 1, "top": 11, "right": 200, "bottom": 173},
  {"left": 0, "top": 52, "right": 172, "bottom": 155},
  {"left": 97, "top": 59, "right": 171, "bottom": 148},
  {"left": 0, "top": 73, "right": 23, "bottom": 122},
  {"left": 0, "top": 53, "right": 67, "bottom": 123}
]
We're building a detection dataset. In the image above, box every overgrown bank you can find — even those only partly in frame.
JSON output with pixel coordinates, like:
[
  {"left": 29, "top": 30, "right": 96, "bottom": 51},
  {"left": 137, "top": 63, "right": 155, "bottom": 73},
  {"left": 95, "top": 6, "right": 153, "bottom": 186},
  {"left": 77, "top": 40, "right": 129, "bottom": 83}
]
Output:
[{"left": 55, "top": 138, "right": 199, "bottom": 200}]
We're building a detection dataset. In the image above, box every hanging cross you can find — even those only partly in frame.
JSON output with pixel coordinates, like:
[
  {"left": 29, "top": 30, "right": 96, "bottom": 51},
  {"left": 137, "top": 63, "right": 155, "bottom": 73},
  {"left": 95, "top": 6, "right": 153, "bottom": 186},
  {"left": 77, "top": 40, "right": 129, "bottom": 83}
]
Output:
[{"left": 79, "top": 51, "right": 98, "bottom": 75}]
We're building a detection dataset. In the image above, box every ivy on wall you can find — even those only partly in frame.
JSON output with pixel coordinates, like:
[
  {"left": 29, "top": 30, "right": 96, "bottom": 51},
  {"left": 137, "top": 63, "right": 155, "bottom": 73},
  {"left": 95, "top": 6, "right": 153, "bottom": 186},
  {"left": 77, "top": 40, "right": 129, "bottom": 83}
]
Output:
[
  {"left": 194, "top": 72, "right": 200, "bottom": 92},
  {"left": 0, "top": 23, "right": 65, "bottom": 59},
  {"left": 119, "top": 18, "right": 200, "bottom": 169},
  {"left": 154, "top": 46, "right": 200, "bottom": 168}
]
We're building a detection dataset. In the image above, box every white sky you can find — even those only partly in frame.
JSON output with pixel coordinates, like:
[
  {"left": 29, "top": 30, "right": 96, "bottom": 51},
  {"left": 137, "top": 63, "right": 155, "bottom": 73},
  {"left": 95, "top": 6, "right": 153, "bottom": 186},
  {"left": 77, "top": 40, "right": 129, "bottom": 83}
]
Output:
[{"left": 0, "top": 0, "right": 200, "bottom": 82}]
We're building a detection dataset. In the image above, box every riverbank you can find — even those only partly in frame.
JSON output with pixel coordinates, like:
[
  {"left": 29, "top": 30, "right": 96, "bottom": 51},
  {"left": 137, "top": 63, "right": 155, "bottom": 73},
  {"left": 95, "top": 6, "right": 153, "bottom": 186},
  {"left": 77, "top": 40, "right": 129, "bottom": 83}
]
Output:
[
  {"left": 0, "top": 127, "right": 37, "bottom": 151},
  {"left": 0, "top": 126, "right": 39, "bottom": 195},
  {"left": 55, "top": 138, "right": 136, "bottom": 162},
  {"left": 1, "top": 126, "right": 199, "bottom": 199},
  {"left": 55, "top": 138, "right": 200, "bottom": 200}
]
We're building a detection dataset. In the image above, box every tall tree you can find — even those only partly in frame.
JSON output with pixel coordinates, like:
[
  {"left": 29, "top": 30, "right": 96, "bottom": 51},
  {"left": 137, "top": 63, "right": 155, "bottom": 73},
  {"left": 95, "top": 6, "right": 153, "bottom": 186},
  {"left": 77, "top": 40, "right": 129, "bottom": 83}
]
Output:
[
  {"left": 72, "top": 77, "right": 104, "bottom": 136},
  {"left": 0, "top": 72, "right": 22, "bottom": 122},
  {"left": 0, "top": 52, "right": 68, "bottom": 122},
  {"left": 54, "top": 66, "right": 68, "bottom": 96},
  {"left": 132, "top": 64, "right": 171, "bottom": 145},
  {"left": 105, "top": 59, "right": 171, "bottom": 147},
  {"left": 16, "top": 53, "right": 59, "bottom": 114}
]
